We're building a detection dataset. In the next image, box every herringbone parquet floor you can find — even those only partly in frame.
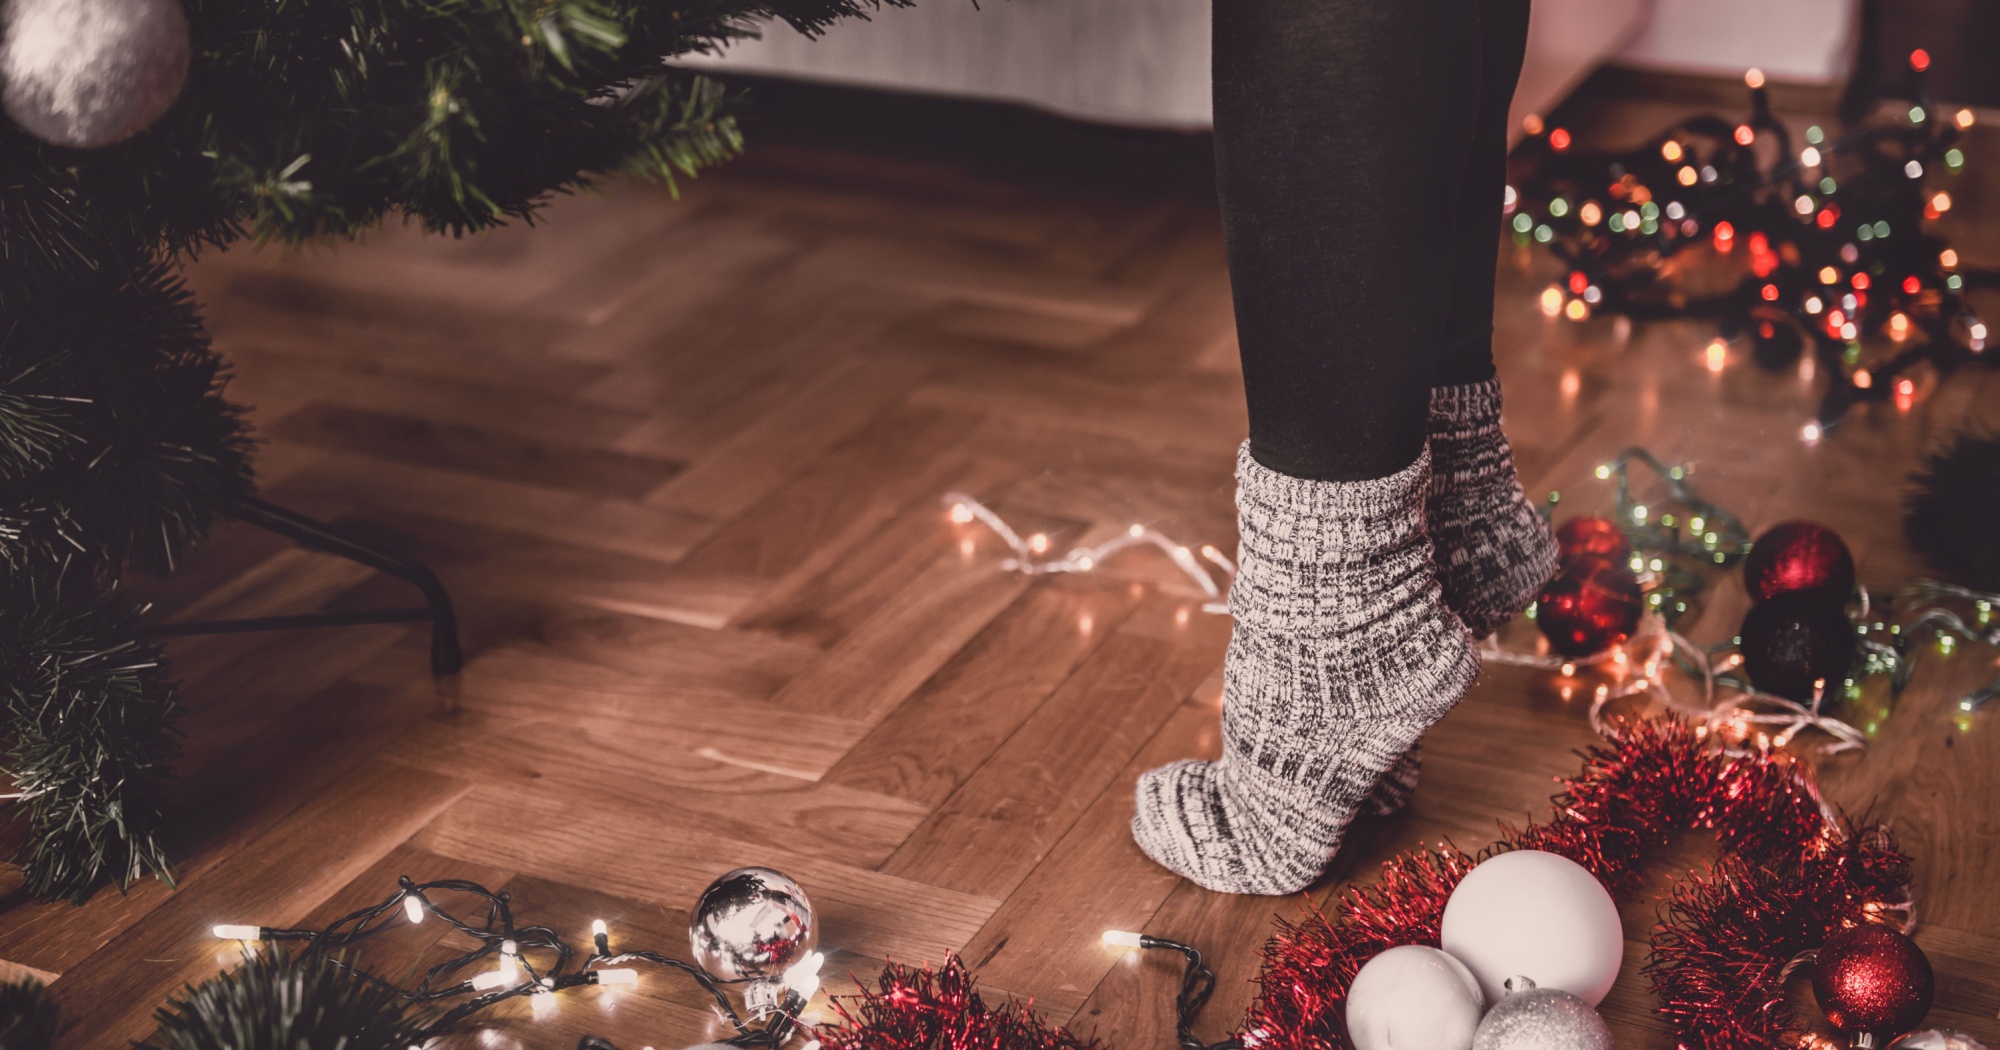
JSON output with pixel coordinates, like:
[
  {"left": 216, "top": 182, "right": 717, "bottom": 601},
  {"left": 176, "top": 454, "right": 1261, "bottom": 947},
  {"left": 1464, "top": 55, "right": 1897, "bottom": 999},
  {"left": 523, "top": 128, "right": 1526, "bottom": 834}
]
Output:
[{"left": 3, "top": 74, "right": 1997, "bottom": 1049}]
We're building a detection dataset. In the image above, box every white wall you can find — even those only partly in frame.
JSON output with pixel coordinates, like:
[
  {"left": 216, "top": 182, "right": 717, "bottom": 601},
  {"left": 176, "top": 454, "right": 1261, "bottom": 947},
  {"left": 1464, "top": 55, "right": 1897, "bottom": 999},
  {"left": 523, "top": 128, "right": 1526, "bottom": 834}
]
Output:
[
  {"left": 687, "top": 0, "right": 1648, "bottom": 131},
  {"left": 1617, "top": 0, "right": 1858, "bottom": 83}
]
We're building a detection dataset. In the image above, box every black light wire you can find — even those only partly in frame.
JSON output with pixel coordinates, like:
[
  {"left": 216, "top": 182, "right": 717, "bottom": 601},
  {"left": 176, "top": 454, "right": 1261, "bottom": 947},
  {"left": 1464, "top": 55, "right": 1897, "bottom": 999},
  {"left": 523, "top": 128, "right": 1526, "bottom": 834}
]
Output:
[
  {"left": 244, "top": 875, "right": 810, "bottom": 1048},
  {"left": 1127, "top": 935, "right": 1242, "bottom": 1050}
]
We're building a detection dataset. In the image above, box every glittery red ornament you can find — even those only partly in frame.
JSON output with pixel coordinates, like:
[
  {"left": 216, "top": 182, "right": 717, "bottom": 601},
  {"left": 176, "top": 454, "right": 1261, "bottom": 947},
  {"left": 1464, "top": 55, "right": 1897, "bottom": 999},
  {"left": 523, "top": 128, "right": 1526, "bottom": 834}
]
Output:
[
  {"left": 1535, "top": 559, "right": 1644, "bottom": 656},
  {"left": 1555, "top": 516, "right": 1633, "bottom": 569},
  {"left": 1743, "top": 521, "right": 1856, "bottom": 603},
  {"left": 1811, "top": 925, "right": 1935, "bottom": 1038}
]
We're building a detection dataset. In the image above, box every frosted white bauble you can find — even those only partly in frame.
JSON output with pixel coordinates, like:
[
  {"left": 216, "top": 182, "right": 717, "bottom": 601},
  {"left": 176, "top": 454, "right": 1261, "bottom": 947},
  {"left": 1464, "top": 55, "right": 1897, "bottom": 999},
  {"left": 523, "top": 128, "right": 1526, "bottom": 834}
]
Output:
[
  {"left": 1, "top": 0, "right": 189, "bottom": 147},
  {"left": 1345, "top": 945, "right": 1484, "bottom": 1050},
  {"left": 1439, "top": 850, "right": 1623, "bottom": 1006}
]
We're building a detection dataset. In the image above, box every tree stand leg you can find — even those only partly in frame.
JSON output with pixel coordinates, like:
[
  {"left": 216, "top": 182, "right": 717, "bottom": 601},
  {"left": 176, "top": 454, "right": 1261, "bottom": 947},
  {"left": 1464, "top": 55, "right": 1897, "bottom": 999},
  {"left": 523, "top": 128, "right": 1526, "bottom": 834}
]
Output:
[{"left": 139, "top": 498, "right": 463, "bottom": 676}]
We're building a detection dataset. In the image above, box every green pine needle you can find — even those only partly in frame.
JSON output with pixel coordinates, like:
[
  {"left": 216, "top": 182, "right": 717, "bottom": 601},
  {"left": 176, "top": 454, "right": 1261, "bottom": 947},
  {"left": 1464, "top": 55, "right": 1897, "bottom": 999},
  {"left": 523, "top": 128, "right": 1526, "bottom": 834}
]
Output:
[
  {"left": 141, "top": 949, "right": 420, "bottom": 1050},
  {"left": 0, "top": 977, "right": 61, "bottom": 1050}
]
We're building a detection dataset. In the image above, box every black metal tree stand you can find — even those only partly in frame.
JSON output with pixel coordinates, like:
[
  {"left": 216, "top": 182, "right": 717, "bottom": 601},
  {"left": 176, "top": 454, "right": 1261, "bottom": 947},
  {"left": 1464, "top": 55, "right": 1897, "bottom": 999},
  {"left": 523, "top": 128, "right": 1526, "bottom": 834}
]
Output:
[{"left": 140, "top": 498, "right": 462, "bottom": 676}]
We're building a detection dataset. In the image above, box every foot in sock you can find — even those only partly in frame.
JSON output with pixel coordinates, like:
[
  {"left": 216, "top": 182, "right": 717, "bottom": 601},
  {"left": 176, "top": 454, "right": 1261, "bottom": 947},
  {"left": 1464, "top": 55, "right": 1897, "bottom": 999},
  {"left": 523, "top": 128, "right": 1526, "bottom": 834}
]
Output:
[
  {"left": 1360, "top": 742, "right": 1421, "bottom": 818},
  {"left": 1426, "top": 377, "right": 1559, "bottom": 640},
  {"left": 1131, "top": 444, "right": 1478, "bottom": 894}
]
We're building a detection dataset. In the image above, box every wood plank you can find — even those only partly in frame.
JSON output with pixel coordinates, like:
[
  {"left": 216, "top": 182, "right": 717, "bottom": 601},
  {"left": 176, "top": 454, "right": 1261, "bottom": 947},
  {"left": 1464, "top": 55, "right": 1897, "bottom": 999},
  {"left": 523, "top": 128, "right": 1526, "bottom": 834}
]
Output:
[
  {"left": 411, "top": 784, "right": 1000, "bottom": 966},
  {"left": 880, "top": 594, "right": 1231, "bottom": 899},
  {"left": 823, "top": 574, "right": 1149, "bottom": 806}
]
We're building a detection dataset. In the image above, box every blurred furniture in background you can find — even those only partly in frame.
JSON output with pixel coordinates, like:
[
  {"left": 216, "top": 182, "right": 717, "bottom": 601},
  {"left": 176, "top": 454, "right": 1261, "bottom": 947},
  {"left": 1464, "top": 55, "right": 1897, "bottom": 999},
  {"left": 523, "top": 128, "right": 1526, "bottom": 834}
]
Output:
[{"left": 686, "top": 0, "right": 1860, "bottom": 135}]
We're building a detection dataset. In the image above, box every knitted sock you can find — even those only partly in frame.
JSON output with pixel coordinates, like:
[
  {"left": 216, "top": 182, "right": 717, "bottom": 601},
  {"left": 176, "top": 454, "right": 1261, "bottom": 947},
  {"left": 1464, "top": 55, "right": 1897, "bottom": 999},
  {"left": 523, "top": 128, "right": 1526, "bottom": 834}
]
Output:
[
  {"left": 1427, "top": 377, "right": 1559, "bottom": 639},
  {"left": 1132, "top": 444, "right": 1478, "bottom": 894},
  {"left": 1359, "top": 742, "right": 1421, "bottom": 818}
]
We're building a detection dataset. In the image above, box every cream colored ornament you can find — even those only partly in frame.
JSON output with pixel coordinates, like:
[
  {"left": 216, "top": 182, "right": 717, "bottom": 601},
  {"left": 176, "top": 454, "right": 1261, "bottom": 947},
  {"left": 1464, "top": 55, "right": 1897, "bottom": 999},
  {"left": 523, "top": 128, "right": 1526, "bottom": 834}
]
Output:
[
  {"left": 1439, "top": 850, "right": 1624, "bottom": 1006},
  {"left": 1345, "top": 945, "right": 1485, "bottom": 1050}
]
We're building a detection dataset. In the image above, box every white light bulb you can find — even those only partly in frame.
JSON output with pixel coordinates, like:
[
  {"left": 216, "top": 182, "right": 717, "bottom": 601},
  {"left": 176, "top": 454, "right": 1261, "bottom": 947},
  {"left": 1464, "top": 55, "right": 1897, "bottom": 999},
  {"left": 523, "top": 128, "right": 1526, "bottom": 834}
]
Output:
[
  {"left": 784, "top": 950, "right": 826, "bottom": 998},
  {"left": 212, "top": 924, "right": 261, "bottom": 941},
  {"left": 595, "top": 968, "right": 639, "bottom": 986},
  {"left": 403, "top": 896, "right": 424, "bottom": 924},
  {"left": 499, "top": 940, "right": 521, "bottom": 980},
  {"left": 1801, "top": 147, "right": 1821, "bottom": 167},
  {"left": 1802, "top": 422, "right": 1822, "bottom": 443},
  {"left": 591, "top": 919, "right": 608, "bottom": 938},
  {"left": 471, "top": 969, "right": 516, "bottom": 990},
  {"left": 530, "top": 986, "right": 557, "bottom": 1018},
  {"left": 1102, "top": 930, "right": 1144, "bottom": 948},
  {"left": 1906, "top": 159, "right": 1924, "bottom": 178}
]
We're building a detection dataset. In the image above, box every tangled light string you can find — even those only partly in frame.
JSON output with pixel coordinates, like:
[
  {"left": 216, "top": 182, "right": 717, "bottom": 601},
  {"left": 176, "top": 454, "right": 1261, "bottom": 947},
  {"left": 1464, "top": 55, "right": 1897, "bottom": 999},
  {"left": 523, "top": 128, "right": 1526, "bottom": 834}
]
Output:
[
  {"left": 943, "top": 493, "right": 1234, "bottom": 613},
  {"left": 211, "top": 876, "right": 822, "bottom": 1048}
]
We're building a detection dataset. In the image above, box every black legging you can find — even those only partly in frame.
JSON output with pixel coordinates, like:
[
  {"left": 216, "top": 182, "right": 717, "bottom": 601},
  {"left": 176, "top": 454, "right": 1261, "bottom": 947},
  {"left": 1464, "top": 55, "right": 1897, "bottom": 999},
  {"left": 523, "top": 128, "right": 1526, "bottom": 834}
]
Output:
[{"left": 1217, "top": 0, "right": 1533, "bottom": 482}]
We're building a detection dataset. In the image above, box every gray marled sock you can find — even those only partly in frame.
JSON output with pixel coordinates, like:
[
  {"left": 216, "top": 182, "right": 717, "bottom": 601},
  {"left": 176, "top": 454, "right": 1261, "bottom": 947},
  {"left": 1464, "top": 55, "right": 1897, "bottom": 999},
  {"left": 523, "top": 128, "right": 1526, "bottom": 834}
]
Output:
[
  {"left": 1427, "top": 378, "right": 1559, "bottom": 640},
  {"left": 1359, "top": 742, "right": 1421, "bottom": 818},
  {"left": 1131, "top": 444, "right": 1479, "bottom": 894}
]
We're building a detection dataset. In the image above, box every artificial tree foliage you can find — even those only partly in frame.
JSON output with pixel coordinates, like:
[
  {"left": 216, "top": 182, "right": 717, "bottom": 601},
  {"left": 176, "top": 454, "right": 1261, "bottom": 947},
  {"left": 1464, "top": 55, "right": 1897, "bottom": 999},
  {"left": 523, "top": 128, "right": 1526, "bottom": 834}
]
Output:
[{"left": 1, "top": 0, "right": 894, "bottom": 901}]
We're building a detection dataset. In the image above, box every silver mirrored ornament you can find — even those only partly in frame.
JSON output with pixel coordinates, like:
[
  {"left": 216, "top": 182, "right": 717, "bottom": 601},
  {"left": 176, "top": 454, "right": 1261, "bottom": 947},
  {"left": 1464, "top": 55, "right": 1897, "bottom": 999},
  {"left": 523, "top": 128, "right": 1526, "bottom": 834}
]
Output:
[
  {"left": 1, "top": 0, "right": 189, "bottom": 147},
  {"left": 688, "top": 866, "right": 817, "bottom": 981},
  {"left": 1471, "top": 975, "right": 1614, "bottom": 1050}
]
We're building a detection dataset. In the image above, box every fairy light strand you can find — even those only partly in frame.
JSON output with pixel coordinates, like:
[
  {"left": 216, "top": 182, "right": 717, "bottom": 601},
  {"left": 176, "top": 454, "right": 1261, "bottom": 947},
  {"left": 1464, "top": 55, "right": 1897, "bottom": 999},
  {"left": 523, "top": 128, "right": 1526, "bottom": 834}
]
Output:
[
  {"left": 208, "top": 875, "right": 817, "bottom": 1047},
  {"left": 943, "top": 493, "right": 1233, "bottom": 613}
]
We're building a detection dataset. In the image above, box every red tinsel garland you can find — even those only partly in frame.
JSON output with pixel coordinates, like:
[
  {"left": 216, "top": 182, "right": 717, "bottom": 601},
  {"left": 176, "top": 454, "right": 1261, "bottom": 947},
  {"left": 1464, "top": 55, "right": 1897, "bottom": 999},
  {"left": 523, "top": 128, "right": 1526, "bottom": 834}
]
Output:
[
  {"left": 1243, "top": 718, "right": 1911, "bottom": 1050},
  {"left": 820, "top": 956, "right": 1103, "bottom": 1050}
]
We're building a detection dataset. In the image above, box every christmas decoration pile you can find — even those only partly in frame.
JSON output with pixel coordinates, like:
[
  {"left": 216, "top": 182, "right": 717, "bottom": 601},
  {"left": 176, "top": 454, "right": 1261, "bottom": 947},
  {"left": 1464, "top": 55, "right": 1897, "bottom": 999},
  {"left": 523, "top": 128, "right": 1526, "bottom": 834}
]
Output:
[
  {"left": 0, "top": 0, "right": 897, "bottom": 901},
  {"left": 193, "top": 866, "right": 824, "bottom": 1047},
  {"left": 1341, "top": 851, "right": 1621, "bottom": 1050},
  {"left": 1244, "top": 718, "right": 1925, "bottom": 1049},
  {"left": 1510, "top": 53, "right": 1993, "bottom": 436}
]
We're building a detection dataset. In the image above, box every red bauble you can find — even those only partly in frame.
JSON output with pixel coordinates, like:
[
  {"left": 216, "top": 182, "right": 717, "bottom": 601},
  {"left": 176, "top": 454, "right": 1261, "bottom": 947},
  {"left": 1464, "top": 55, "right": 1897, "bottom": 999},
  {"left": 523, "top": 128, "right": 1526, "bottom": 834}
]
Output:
[
  {"left": 1535, "top": 558, "right": 1644, "bottom": 656},
  {"left": 1811, "top": 925, "right": 1935, "bottom": 1038},
  {"left": 1743, "top": 521, "right": 1856, "bottom": 602},
  {"left": 1556, "top": 516, "right": 1633, "bottom": 569}
]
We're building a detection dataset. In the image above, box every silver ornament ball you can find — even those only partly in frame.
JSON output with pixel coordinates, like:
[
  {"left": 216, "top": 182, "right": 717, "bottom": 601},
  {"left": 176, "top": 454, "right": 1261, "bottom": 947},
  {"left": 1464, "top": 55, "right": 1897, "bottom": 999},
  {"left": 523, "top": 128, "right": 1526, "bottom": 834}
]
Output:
[
  {"left": 1472, "top": 976, "right": 1614, "bottom": 1050},
  {"left": 688, "top": 866, "right": 817, "bottom": 981},
  {"left": 2, "top": 0, "right": 189, "bottom": 147}
]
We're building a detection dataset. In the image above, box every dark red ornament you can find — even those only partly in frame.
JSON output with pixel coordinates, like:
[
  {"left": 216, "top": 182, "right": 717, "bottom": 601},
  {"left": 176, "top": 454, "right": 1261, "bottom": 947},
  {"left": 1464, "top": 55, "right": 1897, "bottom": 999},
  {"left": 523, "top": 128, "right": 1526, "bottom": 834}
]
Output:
[
  {"left": 1739, "top": 591, "right": 1858, "bottom": 702},
  {"left": 1556, "top": 516, "right": 1633, "bottom": 569},
  {"left": 1743, "top": 521, "right": 1855, "bottom": 603},
  {"left": 1811, "top": 925, "right": 1934, "bottom": 1038},
  {"left": 1535, "top": 558, "right": 1644, "bottom": 656}
]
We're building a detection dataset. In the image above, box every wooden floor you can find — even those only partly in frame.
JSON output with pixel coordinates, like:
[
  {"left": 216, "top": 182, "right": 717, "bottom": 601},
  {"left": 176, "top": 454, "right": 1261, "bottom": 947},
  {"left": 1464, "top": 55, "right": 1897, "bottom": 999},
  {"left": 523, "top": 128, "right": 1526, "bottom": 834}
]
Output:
[{"left": 4, "top": 76, "right": 1999, "bottom": 1048}]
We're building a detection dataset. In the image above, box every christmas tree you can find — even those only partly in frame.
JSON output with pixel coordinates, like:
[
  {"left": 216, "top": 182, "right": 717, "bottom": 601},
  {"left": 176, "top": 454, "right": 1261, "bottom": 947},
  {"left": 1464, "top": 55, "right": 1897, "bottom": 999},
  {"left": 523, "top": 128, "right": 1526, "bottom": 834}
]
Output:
[{"left": 0, "top": 0, "right": 891, "bottom": 902}]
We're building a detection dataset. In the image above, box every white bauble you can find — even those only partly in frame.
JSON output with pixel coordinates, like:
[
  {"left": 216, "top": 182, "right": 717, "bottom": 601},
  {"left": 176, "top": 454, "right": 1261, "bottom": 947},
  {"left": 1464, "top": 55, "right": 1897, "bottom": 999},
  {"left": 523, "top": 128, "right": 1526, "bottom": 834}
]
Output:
[
  {"left": 1345, "top": 945, "right": 1485, "bottom": 1050},
  {"left": 1439, "top": 850, "right": 1623, "bottom": 1006},
  {"left": 1, "top": 0, "right": 189, "bottom": 147}
]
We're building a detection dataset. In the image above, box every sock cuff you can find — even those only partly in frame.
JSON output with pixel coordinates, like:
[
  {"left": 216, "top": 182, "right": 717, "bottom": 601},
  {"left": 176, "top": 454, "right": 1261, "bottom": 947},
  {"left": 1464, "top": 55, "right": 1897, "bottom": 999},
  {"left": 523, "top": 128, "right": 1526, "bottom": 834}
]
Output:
[
  {"left": 1235, "top": 440, "right": 1430, "bottom": 522},
  {"left": 1428, "top": 376, "right": 1503, "bottom": 430}
]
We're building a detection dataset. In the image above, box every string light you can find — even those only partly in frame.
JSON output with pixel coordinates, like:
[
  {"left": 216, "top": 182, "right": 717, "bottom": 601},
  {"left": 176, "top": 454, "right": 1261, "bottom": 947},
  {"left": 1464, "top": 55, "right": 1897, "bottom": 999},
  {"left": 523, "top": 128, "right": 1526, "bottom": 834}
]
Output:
[
  {"left": 943, "top": 494, "right": 1232, "bottom": 614},
  {"left": 207, "top": 877, "right": 813, "bottom": 1047}
]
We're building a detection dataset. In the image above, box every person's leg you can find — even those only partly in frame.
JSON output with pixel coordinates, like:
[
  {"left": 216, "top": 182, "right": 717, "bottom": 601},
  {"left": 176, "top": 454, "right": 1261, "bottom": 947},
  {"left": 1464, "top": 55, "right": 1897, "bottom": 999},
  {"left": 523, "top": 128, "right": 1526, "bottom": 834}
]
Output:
[
  {"left": 1425, "top": 0, "right": 1559, "bottom": 641},
  {"left": 1221, "top": 0, "right": 1482, "bottom": 482},
  {"left": 1131, "top": 0, "right": 1484, "bottom": 895}
]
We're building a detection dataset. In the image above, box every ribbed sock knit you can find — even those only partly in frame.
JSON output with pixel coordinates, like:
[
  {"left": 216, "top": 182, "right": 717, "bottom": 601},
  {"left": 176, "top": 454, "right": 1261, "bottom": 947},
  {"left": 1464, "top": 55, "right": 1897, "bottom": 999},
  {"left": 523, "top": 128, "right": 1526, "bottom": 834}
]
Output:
[
  {"left": 1426, "top": 377, "right": 1559, "bottom": 640},
  {"left": 1131, "top": 444, "right": 1478, "bottom": 894}
]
